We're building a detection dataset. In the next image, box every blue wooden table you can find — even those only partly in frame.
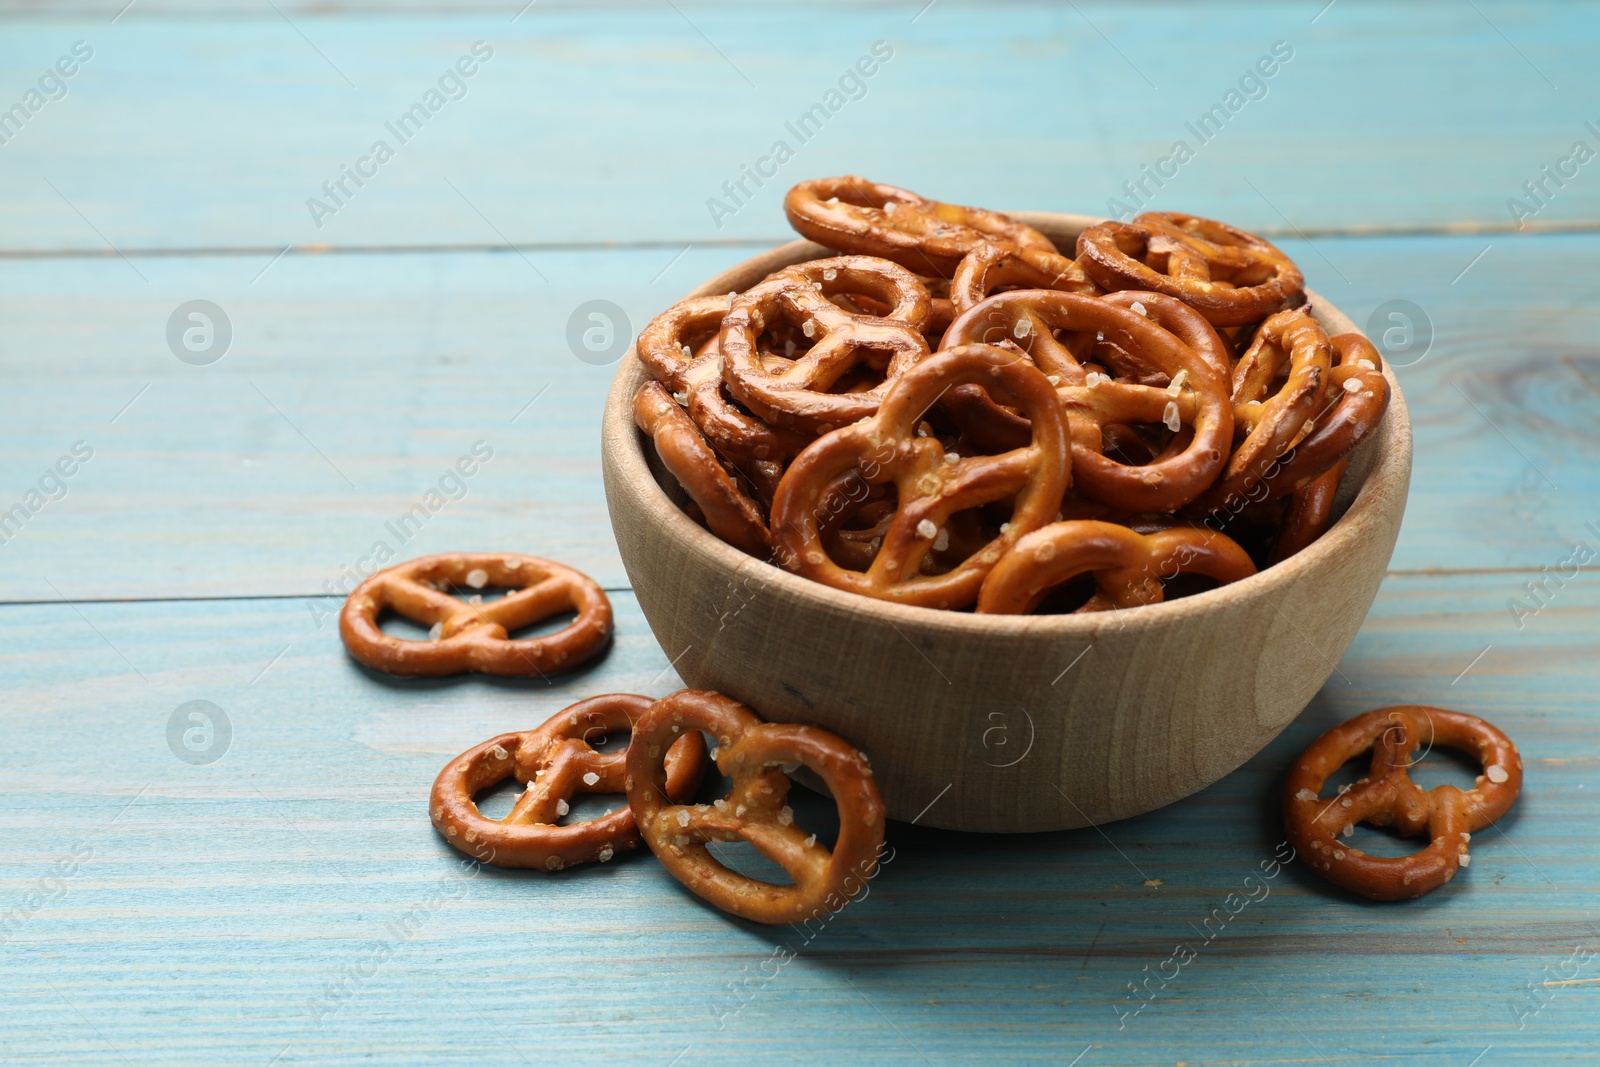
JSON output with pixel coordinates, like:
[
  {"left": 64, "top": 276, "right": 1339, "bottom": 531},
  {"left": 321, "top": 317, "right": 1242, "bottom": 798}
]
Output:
[{"left": 2, "top": 2, "right": 1597, "bottom": 1063}]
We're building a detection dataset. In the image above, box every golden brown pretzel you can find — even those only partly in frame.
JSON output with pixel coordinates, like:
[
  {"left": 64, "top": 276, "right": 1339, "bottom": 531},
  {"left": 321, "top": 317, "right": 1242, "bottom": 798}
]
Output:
[
  {"left": 976, "top": 520, "right": 1256, "bottom": 614},
  {"left": 636, "top": 294, "right": 727, "bottom": 393},
  {"left": 1284, "top": 706, "right": 1523, "bottom": 900},
  {"left": 719, "top": 256, "right": 932, "bottom": 434},
  {"left": 941, "top": 291, "right": 1233, "bottom": 513},
  {"left": 949, "top": 242, "right": 1100, "bottom": 312},
  {"left": 1097, "top": 290, "right": 1232, "bottom": 381},
  {"left": 340, "top": 553, "right": 611, "bottom": 677},
  {"left": 770, "top": 344, "right": 1071, "bottom": 609},
  {"left": 1190, "top": 309, "right": 1331, "bottom": 516},
  {"left": 674, "top": 343, "right": 808, "bottom": 506},
  {"left": 430, "top": 694, "right": 708, "bottom": 870},
  {"left": 1269, "top": 457, "right": 1347, "bottom": 564},
  {"left": 633, "top": 381, "right": 772, "bottom": 558},
  {"left": 1076, "top": 213, "right": 1304, "bottom": 326},
  {"left": 784, "top": 175, "right": 1056, "bottom": 278},
  {"left": 1260, "top": 333, "right": 1389, "bottom": 499},
  {"left": 624, "top": 689, "right": 885, "bottom": 925}
]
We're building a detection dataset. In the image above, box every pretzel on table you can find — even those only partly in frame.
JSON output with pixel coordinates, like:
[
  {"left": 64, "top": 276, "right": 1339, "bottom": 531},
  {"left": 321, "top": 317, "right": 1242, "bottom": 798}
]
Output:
[
  {"left": 719, "top": 256, "right": 932, "bottom": 435},
  {"left": 1283, "top": 706, "right": 1522, "bottom": 900},
  {"left": 431, "top": 694, "right": 708, "bottom": 870},
  {"left": 634, "top": 381, "right": 772, "bottom": 558},
  {"left": 1076, "top": 212, "right": 1304, "bottom": 326},
  {"left": 976, "top": 520, "right": 1257, "bottom": 614},
  {"left": 784, "top": 175, "right": 1058, "bottom": 278},
  {"left": 340, "top": 553, "right": 611, "bottom": 677},
  {"left": 624, "top": 689, "right": 885, "bottom": 925},
  {"left": 769, "top": 343, "right": 1071, "bottom": 610},
  {"left": 939, "top": 290, "right": 1233, "bottom": 513}
]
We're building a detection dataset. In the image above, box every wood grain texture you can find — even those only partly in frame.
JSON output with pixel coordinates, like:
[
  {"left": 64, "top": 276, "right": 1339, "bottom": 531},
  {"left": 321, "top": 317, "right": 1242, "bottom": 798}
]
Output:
[
  {"left": 2, "top": 232, "right": 1598, "bottom": 601},
  {"left": 0, "top": 579, "right": 1593, "bottom": 1065},
  {"left": 602, "top": 221, "right": 1411, "bottom": 832},
  {"left": 0, "top": 3, "right": 1596, "bottom": 253}
]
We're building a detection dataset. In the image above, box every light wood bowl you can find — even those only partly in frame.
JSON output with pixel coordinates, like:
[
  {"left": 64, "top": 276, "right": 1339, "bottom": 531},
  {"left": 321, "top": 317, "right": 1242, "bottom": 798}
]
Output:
[{"left": 601, "top": 212, "right": 1412, "bottom": 833}]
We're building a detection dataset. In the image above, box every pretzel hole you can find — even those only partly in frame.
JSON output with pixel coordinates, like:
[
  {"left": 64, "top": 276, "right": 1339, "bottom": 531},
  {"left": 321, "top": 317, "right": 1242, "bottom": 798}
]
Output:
[
  {"left": 1344, "top": 822, "right": 1428, "bottom": 859},
  {"left": 1031, "top": 576, "right": 1100, "bottom": 615},
  {"left": 505, "top": 609, "right": 580, "bottom": 642},
  {"left": 471, "top": 776, "right": 527, "bottom": 820},
  {"left": 562, "top": 793, "right": 620, "bottom": 825},
  {"left": 377, "top": 614, "right": 435, "bottom": 641},
  {"left": 1406, "top": 748, "right": 1484, "bottom": 794},
  {"left": 705, "top": 840, "right": 794, "bottom": 886}
]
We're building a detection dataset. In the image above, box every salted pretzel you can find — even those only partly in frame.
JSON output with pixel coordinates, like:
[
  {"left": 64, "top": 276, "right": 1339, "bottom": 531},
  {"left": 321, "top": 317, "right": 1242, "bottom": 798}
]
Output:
[
  {"left": 770, "top": 344, "right": 1071, "bottom": 610},
  {"left": 1077, "top": 213, "right": 1304, "bottom": 326},
  {"left": 1284, "top": 706, "right": 1522, "bottom": 900},
  {"left": 634, "top": 381, "right": 771, "bottom": 558},
  {"left": 1190, "top": 309, "right": 1332, "bottom": 516},
  {"left": 1260, "top": 333, "right": 1389, "bottom": 499},
  {"left": 1097, "top": 290, "right": 1233, "bottom": 381},
  {"left": 431, "top": 694, "right": 708, "bottom": 870},
  {"left": 719, "top": 256, "right": 932, "bottom": 434},
  {"left": 1269, "top": 457, "right": 1347, "bottom": 564},
  {"left": 976, "top": 520, "right": 1256, "bottom": 614},
  {"left": 940, "top": 291, "right": 1233, "bottom": 513},
  {"left": 784, "top": 175, "right": 1057, "bottom": 278},
  {"left": 624, "top": 689, "right": 885, "bottom": 925},
  {"left": 636, "top": 294, "right": 727, "bottom": 393},
  {"left": 340, "top": 553, "right": 611, "bottom": 677},
  {"left": 949, "top": 242, "right": 1100, "bottom": 312}
]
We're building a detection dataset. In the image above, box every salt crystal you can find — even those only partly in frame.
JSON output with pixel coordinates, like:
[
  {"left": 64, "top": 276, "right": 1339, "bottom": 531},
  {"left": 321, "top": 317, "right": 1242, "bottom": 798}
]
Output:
[
  {"left": 884, "top": 202, "right": 898, "bottom": 214},
  {"left": 1014, "top": 319, "right": 1031, "bottom": 339},
  {"left": 802, "top": 320, "right": 816, "bottom": 338},
  {"left": 1047, "top": 375, "right": 1061, "bottom": 386},
  {"left": 677, "top": 809, "right": 690, "bottom": 827},
  {"left": 917, "top": 519, "right": 938, "bottom": 539},
  {"left": 1485, "top": 764, "right": 1509, "bottom": 784},
  {"left": 1342, "top": 378, "right": 1362, "bottom": 394},
  {"left": 777, "top": 806, "right": 794, "bottom": 826},
  {"left": 944, "top": 451, "right": 959, "bottom": 464},
  {"left": 1162, "top": 401, "right": 1181, "bottom": 433},
  {"left": 804, "top": 834, "right": 817, "bottom": 848},
  {"left": 490, "top": 745, "right": 508, "bottom": 761},
  {"left": 1356, "top": 359, "right": 1377, "bottom": 370},
  {"left": 1458, "top": 853, "right": 1471, "bottom": 868},
  {"left": 823, "top": 268, "right": 837, "bottom": 281},
  {"left": 1167, "top": 369, "right": 1187, "bottom": 395},
  {"left": 1295, "top": 788, "right": 1317, "bottom": 802},
  {"left": 556, "top": 799, "right": 569, "bottom": 816},
  {"left": 933, "top": 528, "right": 950, "bottom": 552},
  {"left": 1130, "top": 301, "right": 1147, "bottom": 317},
  {"left": 428, "top": 622, "right": 443, "bottom": 641},
  {"left": 598, "top": 845, "right": 614, "bottom": 862},
  {"left": 582, "top": 772, "right": 600, "bottom": 786}
]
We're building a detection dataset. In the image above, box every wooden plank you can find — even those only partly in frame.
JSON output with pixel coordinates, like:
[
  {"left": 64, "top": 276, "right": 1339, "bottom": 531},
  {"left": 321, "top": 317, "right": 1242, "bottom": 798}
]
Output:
[
  {"left": 0, "top": 3, "right": 1596, "bottom": 254},
  {"left": 0, "top": 575, "right": 1594, "bottom": 1064},
  {"left": 1, "top": 233, "right": 1597, "bottom": 601}
]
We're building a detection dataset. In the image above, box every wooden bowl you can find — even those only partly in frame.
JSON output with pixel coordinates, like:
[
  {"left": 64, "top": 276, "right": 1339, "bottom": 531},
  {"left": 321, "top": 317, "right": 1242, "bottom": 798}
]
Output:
[{"left": 601, "top": 212, "right": 1412, "bottom": 833}]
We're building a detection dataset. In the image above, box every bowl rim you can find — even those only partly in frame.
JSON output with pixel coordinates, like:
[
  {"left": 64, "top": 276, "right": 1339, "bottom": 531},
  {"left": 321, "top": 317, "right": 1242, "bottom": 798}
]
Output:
[{"left": 603, "top": 213, "right": 1412, "bottom": 637}]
